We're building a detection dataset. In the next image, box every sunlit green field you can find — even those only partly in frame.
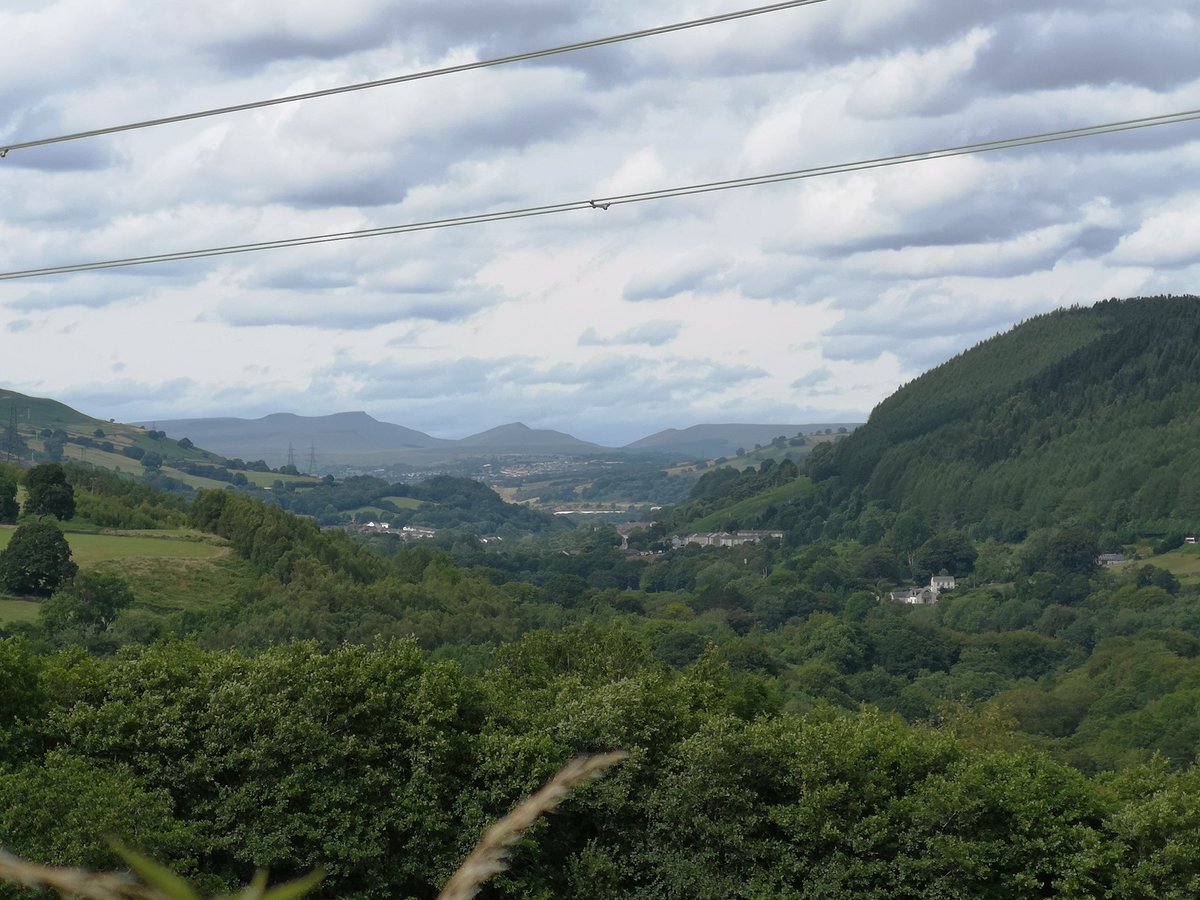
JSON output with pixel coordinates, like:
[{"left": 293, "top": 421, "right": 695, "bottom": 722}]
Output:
[
  {"left": 0, "top": 526, "right": 227, "bottom": 561},
  {"left": 66, "top": 531, "right": 227, "bottom": 567},
  {"left": 1148, "top": 543, "right": 1200, "bottom": 583},
  {"left": 160, "top": 467, "right": 320, "bottom": 490},
  {"left": 93, "top": 555, "right": 256, "bottom": 614},
  {"left": 0, "top": 526, "right": 241, "bottom": 623},
  {"left": 383, "top": 496, "right": 424, "bottom": 510},
  {"left": 161, "top": 468, "right": 232, "bottom": 490}
]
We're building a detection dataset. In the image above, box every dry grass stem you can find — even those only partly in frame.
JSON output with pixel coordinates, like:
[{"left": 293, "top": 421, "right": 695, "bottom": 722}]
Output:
[
  {"left": 0, "top": 848, "right": 164, "bottom": 900},
  {"left": 437, "top": 751, "right": 628, "bottom": 900}
]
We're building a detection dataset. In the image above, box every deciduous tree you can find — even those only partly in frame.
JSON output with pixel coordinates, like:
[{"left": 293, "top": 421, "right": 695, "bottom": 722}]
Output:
[
  {"left": 22, "top": 462, "right": 75, "bottom": 520},
  {"left": 0, "top": 521, "right": 78, "bottom": 596},
  {"left": 0, "top": 474, "right": 18, "bottom": 523}
]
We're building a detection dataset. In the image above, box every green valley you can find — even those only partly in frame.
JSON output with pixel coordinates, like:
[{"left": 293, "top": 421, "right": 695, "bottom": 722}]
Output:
[{"left": 4, "top": 297, "right": 1200, "bottom": 898}]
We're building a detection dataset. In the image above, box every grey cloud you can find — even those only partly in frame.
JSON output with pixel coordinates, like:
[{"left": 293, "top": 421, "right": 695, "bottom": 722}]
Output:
[
  {"left": 727, "top": 258, "right": 826, "bottom": 301},
  {"left": 577, "top": 320, "right": 681, "bottom": 346},
  {"left": 322, "top": 355, "right": 528, "bottom": 401},
  {"left": 829, "top": 303, "right": 1026, "bottom": 343},
  {"left": 320, "top": 353, "right": 767, "bottom": 419},
  {"left": 0, "top": 102, "right": 123, "bottom": 171},
  {"left": 822, "top": 332, "right": 966, "bottom": 367},
  {"left": 201, "top": 1, "right": 595, "bottom": 92},
  {"left": 212, "top": 280, "right": 499, "bottom": 328},
  {"left": 623, "top": 259, "right": 725, "bottom": 301},
  {"left": 791, "top": 367, "right": 833, "bottom": 389},
  {"left": 0, "top": 140, "right": 120, "bottom": 172},
  {"left": 225, "top": 86, "right": 594, "bottom": 212},
  {"left": 822, "top": 293, "right": 1053, "bottom": 365},
  {"left": 253, "top": 270, "right": 360, "bottom": 292},
  {"left": 381, "top": 0, "right": 595, "bottom": 69},
  {"left": 613, "top": 320, "right": 682, "bottom": 346},
  {"left": 206, "top": 29, "right": 398, "bottom": 71},
  {"left": 975, "top": 13, "right": 1199, "bottom": 93},
  {"left": 58, "top": 378, "right": 196, "bottom": 418},
  {"left": 276, "top": 171, "right": 414, "bottom": 210},
  {"left": 203, "top": 380, "right": 341, "bottom": 413},
  {"left": 10, "top": 283, "right": 139, "bottom": 312},
  {"left": 212, "top": 297, "right": 481, "bottom": 329},
  {"left": 519, "top": 356, "right": 649, "bottom": 387},
  {"left": 6, "top": 318, "right": 32, "bottom": 332},
  {"left": 1067, "top": 226, "right": 1124, "bottom": 258}
]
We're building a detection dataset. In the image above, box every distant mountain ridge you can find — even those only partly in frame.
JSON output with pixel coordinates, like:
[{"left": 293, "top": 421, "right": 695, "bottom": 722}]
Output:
[
  {"left": 456, "top": 422, "right": 602, "bottom": 453},
  {"left": 148, "top": 413, "right": 862, "bottom": 466},
  {"left": 143, "top": 412, "right": 448, "bottom": 463}
]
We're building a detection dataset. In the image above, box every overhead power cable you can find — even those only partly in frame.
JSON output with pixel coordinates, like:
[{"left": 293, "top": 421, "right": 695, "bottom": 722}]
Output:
[
  {"left": 2, "top": 107, "right": 1197, "bottom": 281},
  {"left": 0, "top": 0, "right": 828, "bottom": 158}
]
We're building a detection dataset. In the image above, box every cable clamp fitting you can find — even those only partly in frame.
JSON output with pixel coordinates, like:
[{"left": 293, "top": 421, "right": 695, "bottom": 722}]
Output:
[{"left": 589, "top": 200, "right": 610, "bottom": 210}]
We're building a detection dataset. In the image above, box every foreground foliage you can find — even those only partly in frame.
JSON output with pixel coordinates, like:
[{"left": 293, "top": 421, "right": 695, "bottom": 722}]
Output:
[{"left": 1, "top": 633, "right": 1199, "bottom": 898}]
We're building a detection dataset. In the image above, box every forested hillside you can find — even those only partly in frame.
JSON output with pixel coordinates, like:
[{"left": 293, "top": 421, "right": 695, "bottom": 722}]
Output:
[
  {"left": 810, "top": 296, "right": 1200, "bottom": 539},
  {"left": 268, "top": 473, "right": 570, "bottom": 534}
]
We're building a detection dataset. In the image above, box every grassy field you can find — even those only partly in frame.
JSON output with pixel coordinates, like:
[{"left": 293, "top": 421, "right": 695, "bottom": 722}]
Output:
[
  {"left": 94, "top": 555, "right": 256, "bottom": 614},
  {"left": 68, "top": 532, "right": 228, "bottom": 567},
  {"left": 159, "top": 468, "right": 230, "bottom": 490},
  {"left": 383, "top": 496, "right": 424, "bottom": 510},
  {"left": 1147, "top": 543, "right": 1200, "bottom": 583},
  {"left": 0, "top": 526, "right": 229, "bottom": 563},
  {"left": 60, "top": 443, "right": 141, "bottom": 472},
  {"left": 0, "top": 525, "right": 244, "bottom": 625},
  {"left": 159, "top": 467, "right": 321, "bottom": 491},
  {"left": 0, "top": 598, "right": 40, "bottom": 625}
]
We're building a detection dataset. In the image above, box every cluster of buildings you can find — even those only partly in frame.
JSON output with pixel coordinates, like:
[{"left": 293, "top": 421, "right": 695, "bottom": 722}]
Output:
[
  {"left": 348, "top": 522, "right": 438, "bottom": 541},
  {"left": 888, "top": 575, "right": 957, "bottom": 605},
  {"left": 672, "top": 530, "right": 785, "bottom": 549}
]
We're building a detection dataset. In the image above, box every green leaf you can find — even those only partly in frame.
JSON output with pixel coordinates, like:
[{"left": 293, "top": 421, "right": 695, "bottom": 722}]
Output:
[
  {"left": 258, "top": 869, "right": 325, "bottom": 900},
  {"left": 229, "top": 869, "right": 268, "bottom": 899},
  {"left": 108, "top": 838, "right": 201, "bottom": 900}
]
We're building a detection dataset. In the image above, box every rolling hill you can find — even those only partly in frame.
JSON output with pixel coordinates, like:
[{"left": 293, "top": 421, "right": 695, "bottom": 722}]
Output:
[
  {"left": 457, "top": 422, "right": 602, "bottom": 453},
  {"left": 147, "top": 411, "right": 449, "bottom": 465},
  {"left": 1, "top": 388, "right": 224, "bottom": 472}
]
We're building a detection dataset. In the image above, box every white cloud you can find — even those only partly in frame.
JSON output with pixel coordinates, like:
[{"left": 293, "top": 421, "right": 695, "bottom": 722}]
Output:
[
  {"left": 1111, "top": 194, "right": 1200, "bottom": 268},
  {"left": 2, "top": 0, "right": 1198, "bottom": 443},
  {"left": 847, "top": 28, "right": 990, "bottom": 118}
]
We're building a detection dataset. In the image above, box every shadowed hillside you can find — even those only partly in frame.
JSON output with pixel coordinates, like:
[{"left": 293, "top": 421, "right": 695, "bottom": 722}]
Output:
[{"left": 810, "top": 296, "right": 1200, "bottom": 538}]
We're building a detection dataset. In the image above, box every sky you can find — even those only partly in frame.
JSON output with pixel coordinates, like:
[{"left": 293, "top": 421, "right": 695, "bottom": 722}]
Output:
[{"left": 1, "top": 0, "right": 1198, "bottom": 446}]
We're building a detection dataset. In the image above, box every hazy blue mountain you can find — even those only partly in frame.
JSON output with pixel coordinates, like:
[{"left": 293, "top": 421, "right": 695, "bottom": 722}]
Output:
[
  {"left": 456, "top": 422, "right": 603, "bottom": 453},
  {"left": 150, "top": 411, "right": 448, "bottom": 464}
]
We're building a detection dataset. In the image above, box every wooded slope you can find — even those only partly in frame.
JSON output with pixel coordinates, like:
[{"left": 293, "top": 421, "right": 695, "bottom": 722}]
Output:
[{"left": 813, "top": 296, "right": 1200, "bottom": 537}]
